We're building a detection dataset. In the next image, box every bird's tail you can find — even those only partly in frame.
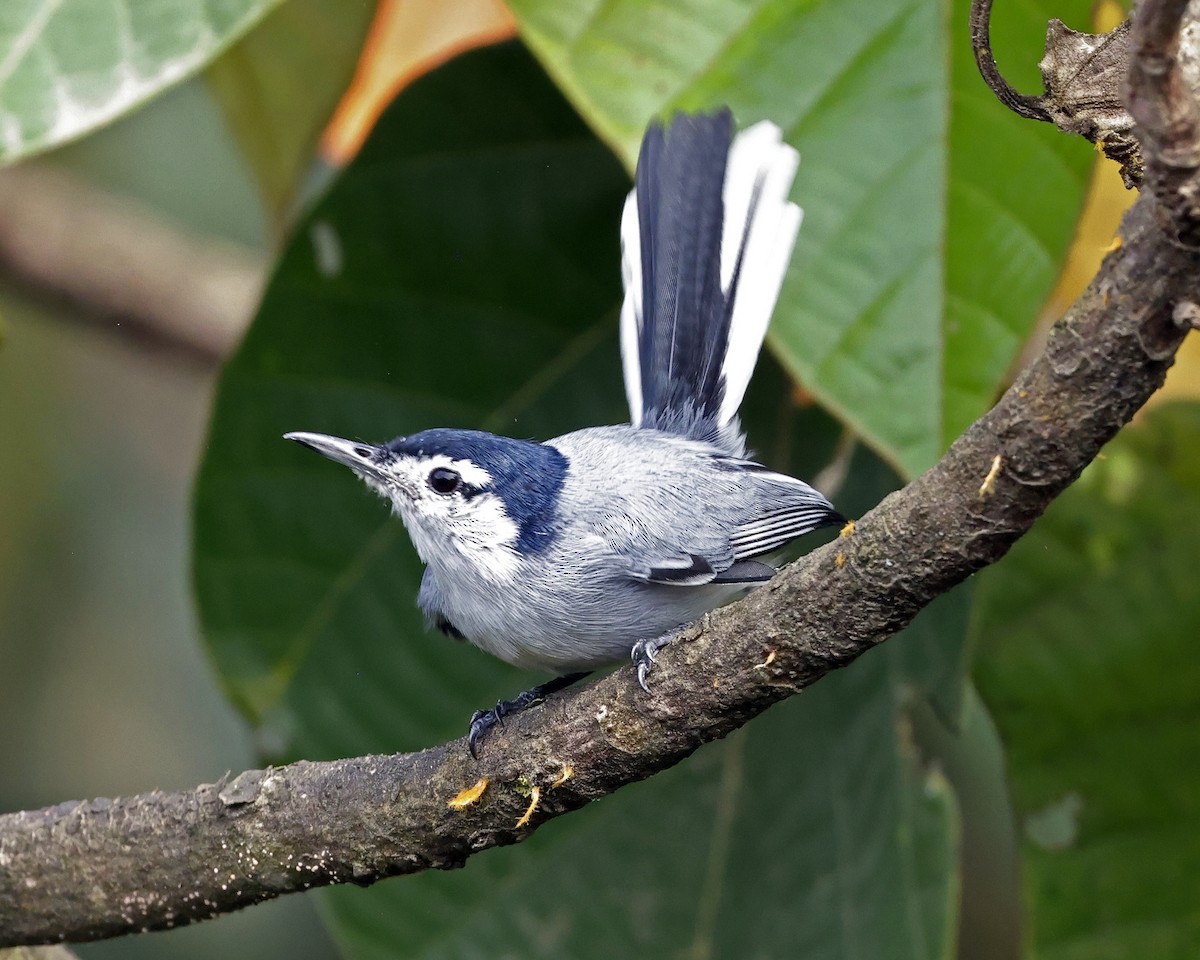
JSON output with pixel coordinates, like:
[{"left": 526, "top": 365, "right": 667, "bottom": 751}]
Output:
[{"left": 619, "top": 109, "right": 802, "bottom": 455}]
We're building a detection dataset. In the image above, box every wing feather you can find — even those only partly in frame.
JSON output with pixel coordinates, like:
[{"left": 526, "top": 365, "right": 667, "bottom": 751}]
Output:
[{"left": 730, "top": 504, "right": 843, "bottom": 559}]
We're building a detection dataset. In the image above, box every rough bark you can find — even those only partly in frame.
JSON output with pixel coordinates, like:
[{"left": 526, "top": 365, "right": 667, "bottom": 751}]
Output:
[{"left": 2, "top": 0, "right": 1198, "bottom": 947}]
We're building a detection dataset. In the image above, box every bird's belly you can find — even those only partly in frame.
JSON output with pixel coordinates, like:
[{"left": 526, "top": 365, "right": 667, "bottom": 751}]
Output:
[{"left": 438, "top": 576, "right": 752, "bottom": 675}]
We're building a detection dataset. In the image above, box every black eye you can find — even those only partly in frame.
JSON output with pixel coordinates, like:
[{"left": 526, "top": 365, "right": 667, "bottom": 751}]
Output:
[{"left": 428, "top": 467, "right": 461, "bottom": 495}]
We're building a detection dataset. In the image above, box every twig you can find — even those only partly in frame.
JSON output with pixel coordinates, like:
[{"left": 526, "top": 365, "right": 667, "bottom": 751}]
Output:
[
  {"left": 969, "top": 0, "right": 1052, "bottom": 121},
  {"left": 0, "top": 164, "right": 264, "bottom": 364},
  {"left": 971, "top": 0, "right": 1144, "bottom": 185}
]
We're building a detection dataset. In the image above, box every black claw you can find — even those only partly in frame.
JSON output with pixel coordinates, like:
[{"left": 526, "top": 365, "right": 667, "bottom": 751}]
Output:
[
  {"left": 468, "top": 709, "right": 500, "bottom": 759},
  {"left": 637, "top": 661, "right": 652, "bottom": 694},
  {"left": 464, "top": 672, "right": 591, "bottom": 759},
  {"left": 631, "top": 635, "right": 672, "bottom": 694}
]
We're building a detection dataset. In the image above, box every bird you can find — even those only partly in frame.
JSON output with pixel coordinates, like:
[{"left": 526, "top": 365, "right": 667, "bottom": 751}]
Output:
[{"left": 285, "top": 108, "right": 844, "bottom": 757}]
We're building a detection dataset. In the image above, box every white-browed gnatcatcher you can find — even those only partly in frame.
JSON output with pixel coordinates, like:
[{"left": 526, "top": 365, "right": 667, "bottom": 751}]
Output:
[{"left": 287, "top": 109, "right": 843, "bottom": 756}]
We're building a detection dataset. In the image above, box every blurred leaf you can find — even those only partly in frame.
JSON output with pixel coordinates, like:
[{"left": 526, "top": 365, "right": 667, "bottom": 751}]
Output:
[
  {"left": 206, "top": 0, "right": 376, "bottom": 225},
  {"left": 508, "top": 0, "right": 1095, "bottom": 476},
  {"left": 0, "top": 0, "right": 284, "bottom": 165},
  {"left": 194, "top": 41, "right": 973, "bottom": 959},
  {"left": 912, "top": 684, "right": 1023, "bottom": 960},
  {"left": 974, "top": 404, "right": 1200, "bottom": 959}
]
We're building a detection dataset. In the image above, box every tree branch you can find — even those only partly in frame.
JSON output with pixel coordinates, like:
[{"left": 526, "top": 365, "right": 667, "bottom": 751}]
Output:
[
  {"left": 1127, "top": 0, "right": 1200, "bottom": 239},
  {"left": 3, "top": 0, "right": 1199, "bottom": 947}
]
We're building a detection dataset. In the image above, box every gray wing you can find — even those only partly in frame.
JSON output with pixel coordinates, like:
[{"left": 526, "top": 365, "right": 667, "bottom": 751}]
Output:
[
  {"left": 616, "top": 461, "right": 842, "bottom": 587},
  {"left": 727, "top": 468, "right": 845, "bottom": 560},
  {"left": 640, "top": 553, "right": 777, "bottom": 586},
  {"left": 592, "top": 511, "right": 737, "bottom": 586},
  {"left": 554, "top": 427, "right": 842, "bottom": 590}
]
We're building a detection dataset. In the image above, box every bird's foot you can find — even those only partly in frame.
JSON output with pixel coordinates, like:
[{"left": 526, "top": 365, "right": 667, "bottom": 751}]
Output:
[
  {"left": 467, "top": 707, "right": 504, "bottom": 760},
  {"left": 467, "top": 672, "right": 589, "bottom": 759},
  {"left": 631, "top": 633, "right": 675, "bottom": 693}
]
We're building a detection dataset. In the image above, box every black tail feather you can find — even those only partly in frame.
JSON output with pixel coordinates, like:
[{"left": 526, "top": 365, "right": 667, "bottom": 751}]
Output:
[{"left": 635, "top": 109, "right": 735, "bottom": 441}]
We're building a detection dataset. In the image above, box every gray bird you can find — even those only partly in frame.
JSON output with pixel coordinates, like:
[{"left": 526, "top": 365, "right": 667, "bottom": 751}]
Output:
[{"left": 286, "top": 109, "right": 844, "bottom": 756}]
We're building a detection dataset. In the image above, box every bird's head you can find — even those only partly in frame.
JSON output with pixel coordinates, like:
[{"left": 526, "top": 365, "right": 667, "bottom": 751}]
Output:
[{"left": 284, "top": 428, "right": 567, "bottom": 579}]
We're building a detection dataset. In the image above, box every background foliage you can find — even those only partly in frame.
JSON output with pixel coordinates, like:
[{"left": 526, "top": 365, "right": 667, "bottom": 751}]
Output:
[{"left": 1, "top": 1, "right": 1197, "bottom": 959}]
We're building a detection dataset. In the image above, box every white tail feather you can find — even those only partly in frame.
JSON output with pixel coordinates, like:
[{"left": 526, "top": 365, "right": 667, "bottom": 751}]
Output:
[
  {"left": 618, "top": 116, "right": 801, "bottom": 430},
  {"left": 717, "top": 121, "right": 802, "bottom": 426},
  {"left": 619, "top": 192, "right": 644, "bottom": 426}
]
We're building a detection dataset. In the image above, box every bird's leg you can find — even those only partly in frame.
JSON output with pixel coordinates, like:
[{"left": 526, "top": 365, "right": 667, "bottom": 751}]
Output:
[
  {"left": 468, "top": 671, "right": 589, "bottom": 758},
  {"left": 631, "top": 631, "right": 678, "bottom": 693}
]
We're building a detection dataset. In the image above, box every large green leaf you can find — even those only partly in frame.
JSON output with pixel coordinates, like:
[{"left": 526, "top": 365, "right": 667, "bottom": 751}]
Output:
[
  {"left": 194, "top": 41, "right": 973, "bottom": 959},
  {"left": 206, "top": 0, "right": 376, "bottom": 226},
  {"left": 508, "top": 0, "right": 1095, "bottom": 476},
  {"left": 974, "top": 404, "right": 1200, "bottom": 959},
  {"left": 0, "top": 0, "right": 284, "bottom": 165}
]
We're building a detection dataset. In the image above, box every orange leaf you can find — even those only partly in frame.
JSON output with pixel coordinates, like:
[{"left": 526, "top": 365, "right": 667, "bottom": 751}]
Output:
[{"left": 321, "top": 0, "right": 517, "bottom": 166}]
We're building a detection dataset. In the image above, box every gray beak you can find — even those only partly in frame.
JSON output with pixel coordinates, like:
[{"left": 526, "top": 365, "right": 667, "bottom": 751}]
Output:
[{"left": 284, "top": 432, "right": 389, "bottom": 480}]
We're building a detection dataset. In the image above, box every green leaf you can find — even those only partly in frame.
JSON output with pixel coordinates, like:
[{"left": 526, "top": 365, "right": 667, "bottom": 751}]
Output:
[
  {"left": 206, "top": 0, "right": 376, "bottom": 226},
  {"left": 914, "top": 683, "right": 1024, "bottom": 960},
  {"left": 974, "top": 404, "right": 1200, "bottom": 959},
  {"left": 508, "top": 0, "right": 1095, "bottom": 476},
  {"left": 194, "top": 41, "right": 972, "bottom": 958},
  {"left": 0, "top": 0, "right": 284, "bottom": 165}
]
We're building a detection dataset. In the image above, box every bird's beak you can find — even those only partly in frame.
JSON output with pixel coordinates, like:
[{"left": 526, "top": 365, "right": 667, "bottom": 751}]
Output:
[{"left": 284, "top": 432, "right": 391, "bottom": 482}]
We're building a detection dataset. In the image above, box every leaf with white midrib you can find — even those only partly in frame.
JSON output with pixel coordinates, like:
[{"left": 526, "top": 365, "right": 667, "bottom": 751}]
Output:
[{"left": 0, "top": 0, "right": 285, "bottom": 165}]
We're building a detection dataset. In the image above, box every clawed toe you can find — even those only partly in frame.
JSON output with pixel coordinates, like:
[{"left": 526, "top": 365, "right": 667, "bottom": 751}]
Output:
[
  {"left": 464, "top": 672, "right": 590, "bottom": 759},
  {"left": 467, "top": 707, "right": 501, "bottom": 759},
  {"left": 631, "top": 634, "right": 672, "bottom": 693}
]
